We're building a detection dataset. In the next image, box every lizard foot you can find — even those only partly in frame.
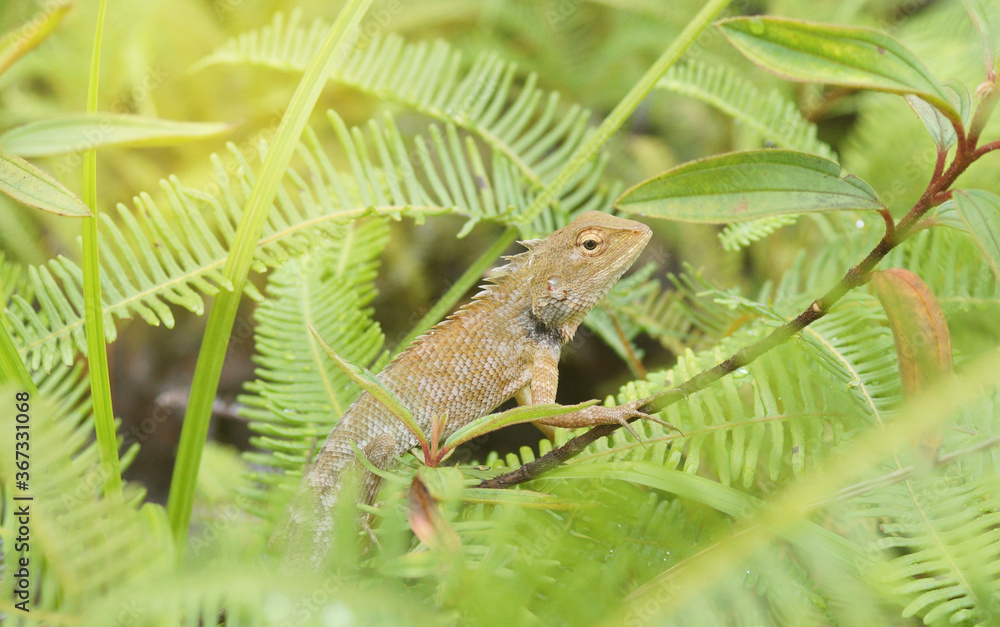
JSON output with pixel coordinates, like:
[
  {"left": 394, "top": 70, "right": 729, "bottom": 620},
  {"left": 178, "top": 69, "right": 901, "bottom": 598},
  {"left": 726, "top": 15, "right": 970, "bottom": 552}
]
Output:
[
  {"left": 537, "top": 400, "right": 683, "bottom": 441},
  {"left": 614, "top": 400, "right": 683, "bottom": 442}
]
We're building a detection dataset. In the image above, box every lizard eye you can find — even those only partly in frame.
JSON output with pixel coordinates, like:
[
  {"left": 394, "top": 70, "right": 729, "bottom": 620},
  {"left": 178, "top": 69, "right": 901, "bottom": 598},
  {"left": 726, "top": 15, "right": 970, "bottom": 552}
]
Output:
[{"left": 576, "top": 229, "right": 605, "bottom": 255}]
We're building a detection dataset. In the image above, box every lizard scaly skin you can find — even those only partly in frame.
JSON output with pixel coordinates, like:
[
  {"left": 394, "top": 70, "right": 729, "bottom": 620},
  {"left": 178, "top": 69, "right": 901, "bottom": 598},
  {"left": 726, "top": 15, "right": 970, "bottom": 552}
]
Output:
[{"left": 279, "top": 211, "right": 654, "bottom": 569}]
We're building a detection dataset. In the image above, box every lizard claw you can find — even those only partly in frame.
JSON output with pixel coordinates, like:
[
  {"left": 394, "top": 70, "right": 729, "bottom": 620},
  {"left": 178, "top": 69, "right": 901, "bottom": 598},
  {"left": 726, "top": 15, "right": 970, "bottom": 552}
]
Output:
[
  {"left": 614, "top": 414, "right": 646, "bottom": 445},
  {"left": 619, "top": 400, "right": 684, "bottom": 437}
]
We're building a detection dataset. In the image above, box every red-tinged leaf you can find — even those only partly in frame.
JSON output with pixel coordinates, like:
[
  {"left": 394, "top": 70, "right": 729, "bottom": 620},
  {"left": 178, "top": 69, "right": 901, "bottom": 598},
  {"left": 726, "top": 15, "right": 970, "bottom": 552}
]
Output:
[
  {"left": 407, "top": 475, "right": 460, "bottom": 552},
  {"left": 872, "top": 269, "right": 953, "bottom": 397},
  {"left": 872, "top": 268, "right": 952, "bottom": 461}
]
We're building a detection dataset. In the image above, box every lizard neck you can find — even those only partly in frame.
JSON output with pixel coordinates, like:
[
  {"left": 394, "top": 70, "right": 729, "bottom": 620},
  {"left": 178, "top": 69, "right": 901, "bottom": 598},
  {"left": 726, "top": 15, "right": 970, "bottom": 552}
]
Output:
[{"left": 525, "top": 308, "right": 564, "bottom": 348}]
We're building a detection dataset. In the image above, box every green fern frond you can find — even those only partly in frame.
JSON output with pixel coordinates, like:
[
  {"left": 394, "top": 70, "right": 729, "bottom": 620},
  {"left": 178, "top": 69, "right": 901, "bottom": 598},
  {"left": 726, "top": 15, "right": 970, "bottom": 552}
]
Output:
[
  {"left": 801, "top": 300, "right": 898, "bottom": 420},
  {"left": 505, "top": 342, "right": 856, "bottom": 489},
  {"left": 0, "top": 370, "right": 170, "bottom": 620},
  {"left": 802, "top": 223, "right": 1000, "bottom": 323},
  {"left": 715, "top": 288, "right": 901, "bottom": 422},
  {"left": 0, "top": 251, "right": 20, "bottom": 305},
  {"left": 9, "top": 101, "right": 613, "bottom": 370},
  {"left": 582, "top": 263, "right": 659, "bottom": 371},
  {"left": 193, "top": 11, "right": 606, "bottom": 198},
  {"left": 658, "top": 59, "right": 837, "bottom": 251},
  {"left": 238, "top": 219, "right": 389, "bottom": 516},
  {"left": 586, "top": 263, "right": 742, "bottom": 369},
  {"left": 946, "top": 389, "right": 1000, "bottom": 478},
  {"left": 718, "top": 213, "right": 801, "bottom": 252},
  {"left": 602, "top": 266, "right": 746, "bottom": 355},
  {"left": 658, "top": 59, "right": 836, "bottom": 160},
  {"left": 855, "top": 476, "right": 1000, "bottom": 624},
  {"left": 885, "top": 228, "right": 1000, "bottom": 319}
]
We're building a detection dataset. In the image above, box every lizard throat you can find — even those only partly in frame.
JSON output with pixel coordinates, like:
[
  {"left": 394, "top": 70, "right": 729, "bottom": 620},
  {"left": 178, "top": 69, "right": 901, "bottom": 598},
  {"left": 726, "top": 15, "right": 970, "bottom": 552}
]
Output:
[{"left": 525, "top": 309, "right": 564, "bottom": 348}]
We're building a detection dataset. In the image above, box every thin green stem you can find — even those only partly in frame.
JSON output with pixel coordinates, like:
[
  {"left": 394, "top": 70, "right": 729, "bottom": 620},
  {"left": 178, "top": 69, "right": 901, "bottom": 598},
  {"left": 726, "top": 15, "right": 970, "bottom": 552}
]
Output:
[
  {"left": 165, "top": 0, "right": 373, "bottom": 553},
  {"left": 391, "top": 226, "right": 518, "bottom": 356},
  {"left": 0, "top": 314, "right": 37, "bottom": 395},
  {"left": 515, "top": 0, "right": 732, "bottom": 225},
  {"left": 81, "top": 0, "right": 121, "bottom": 498}
]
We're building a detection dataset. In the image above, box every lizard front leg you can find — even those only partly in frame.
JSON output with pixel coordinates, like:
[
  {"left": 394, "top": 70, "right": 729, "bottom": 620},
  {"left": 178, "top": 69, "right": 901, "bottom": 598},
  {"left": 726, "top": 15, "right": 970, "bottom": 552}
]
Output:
[{"left": 524, "top": 346, "right": 676, "bottom": 436}]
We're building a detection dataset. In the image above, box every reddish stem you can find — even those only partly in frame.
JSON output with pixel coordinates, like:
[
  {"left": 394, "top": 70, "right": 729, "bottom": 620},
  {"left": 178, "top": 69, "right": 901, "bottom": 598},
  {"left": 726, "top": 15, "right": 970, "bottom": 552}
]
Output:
[
  {"left": 974, "top": 139, "right": 1000, "bottom": 159},
  {"left": 931, "top": 149, "right": 946, "bottom": 181},
  {"left": 479, "top": 102, "right": 994, "bottom": 492}
]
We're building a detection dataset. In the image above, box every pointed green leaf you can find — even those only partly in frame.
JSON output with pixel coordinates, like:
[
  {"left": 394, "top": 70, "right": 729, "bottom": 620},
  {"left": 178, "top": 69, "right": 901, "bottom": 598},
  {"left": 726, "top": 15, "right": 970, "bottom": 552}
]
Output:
[
  {"left": 461, "top": 488, "right": 582, "bottom": 509},
  {"left": 615, "top": 150, "right": 883, "bottom": 224},
  {"left": 0, "top": 1, "right": 72, "bottom": 76},
  {"left": 0, "top": 114, "right": 238, "bottom": 158},
  {"left": 944, "top": 80, "right": 972, "bottom": 127},
  {"left": 928, "top": 200, "right": 967, "bottom": 231},
  {"left": 442, "top": 400, "right": 597, "bottom": 451},
  {"left": 961, "top": 0, "right": 998, "bottom": 69},
  {"left": 307, "top": 325, "right": 428, "bottom": 452},
  {"left": 905, "top": 95, "right": 957, "bottom": 151},
  {"left": 0, "top": 153, "right": 91, "bottom": 217},
  {"left": 953, "top": 189, "right": 1000, "bottom": 285},
  {"left": 718, "top": 17, "right": 956, "bottom": 119}
]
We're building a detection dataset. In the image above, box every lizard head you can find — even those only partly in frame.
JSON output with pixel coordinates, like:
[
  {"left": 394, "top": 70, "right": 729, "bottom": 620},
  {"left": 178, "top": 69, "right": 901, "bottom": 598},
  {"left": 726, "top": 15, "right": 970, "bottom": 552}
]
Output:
[{"left": 527, "top": 211, "right": 651, "bottom": 343}]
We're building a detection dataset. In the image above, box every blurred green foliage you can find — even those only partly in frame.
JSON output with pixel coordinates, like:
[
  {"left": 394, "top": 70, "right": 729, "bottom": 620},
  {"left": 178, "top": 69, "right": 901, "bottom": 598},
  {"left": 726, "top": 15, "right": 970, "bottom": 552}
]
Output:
[{"left": 2, "top": 0, "right": 1000, "bottom": 625}]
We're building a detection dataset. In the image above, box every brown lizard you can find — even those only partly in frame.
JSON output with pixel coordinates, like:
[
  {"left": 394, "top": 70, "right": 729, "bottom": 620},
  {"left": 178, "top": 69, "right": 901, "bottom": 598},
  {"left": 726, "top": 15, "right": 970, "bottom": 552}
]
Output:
[{"left": 278, "top": 210, "right": 665, "bottom": 569}]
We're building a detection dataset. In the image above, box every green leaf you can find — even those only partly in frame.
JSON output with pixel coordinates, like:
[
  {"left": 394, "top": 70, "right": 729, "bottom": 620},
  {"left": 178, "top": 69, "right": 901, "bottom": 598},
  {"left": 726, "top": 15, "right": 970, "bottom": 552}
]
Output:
[
  {"left": 461, "top": 488, "right": 582, "bottom": 509},
  {"left": 615, "top": 150, "right": 883, "bottom": 224},
  {"left": 442, "top": 400, "right": 596, "bottom": 451},
  {"left": 961, "top": 0, "right": 999, "bottom": 69},
  {"left": 0, "top": 114, "right": 237, "bottom": 158},
  {"left": 718, "top": 17, "right": 956, "bottom": 118},
  {"left": 944, "top": 80, "right": 972, "bottom": 127},
  {"left": 307, "top": 324, "right": 428, "bottom": 453},
  {"left": 928, "top": 199, "right": 967, "bottom": 231},
  {"left": 953, "top": 189, "right": 1000, "bottom": 285},
  {"left": 553, "top": 461, "right": 865, "bottom": 571},
  {"left": 0, "top": 1, "right": 72, "bottom": 76},
  {"left": 905, "top": 95, "right": 957, "bottom": 152},
  {"left": 0, "top": 312, "right": 36, "bottom": 393},
  {"left": 658, "top": 59, "right": 836, "bottom": 160},
  {"left": 0, "top": 153, "right": 91, "bottom": 217}
]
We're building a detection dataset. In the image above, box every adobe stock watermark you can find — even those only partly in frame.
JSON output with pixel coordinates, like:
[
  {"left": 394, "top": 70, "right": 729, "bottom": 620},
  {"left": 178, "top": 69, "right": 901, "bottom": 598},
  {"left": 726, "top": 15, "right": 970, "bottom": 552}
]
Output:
[
  {"left": 545, "top": 0, "right": 582, "bottom": 28},
  {"left": 191, "top": 110, "right": 283, "bottom": 200},
  {"left": 8, "top": 0, "right": 72, "bottom": 52},
  {"left": 51, "top": 64, "right": 171, "bottom": 177},
  {"left": 345, "top": 1, "right": 403, "bottom": 57}
]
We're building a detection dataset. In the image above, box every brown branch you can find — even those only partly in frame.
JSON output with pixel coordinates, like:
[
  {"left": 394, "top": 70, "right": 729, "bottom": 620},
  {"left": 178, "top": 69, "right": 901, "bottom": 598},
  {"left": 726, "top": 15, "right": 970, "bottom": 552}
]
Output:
[
  {"left": 479, "top": 117, "right": 991, "bottom": 492},
  {"left": 931, "top": 149, "right": 946, "bottom": 182},
  {"left": 479, "top": 230, "right": 894, "bottom": 490},
  {"left": 610, "top": 313, "right": 647, "bottom": 379},
  {"left": 974, "top": 138, "right": 1000, "bottom": 158}
]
